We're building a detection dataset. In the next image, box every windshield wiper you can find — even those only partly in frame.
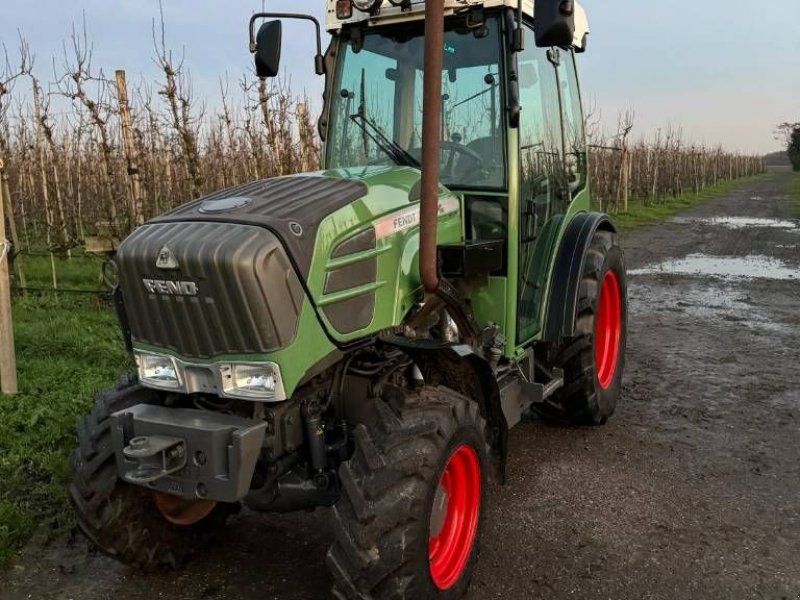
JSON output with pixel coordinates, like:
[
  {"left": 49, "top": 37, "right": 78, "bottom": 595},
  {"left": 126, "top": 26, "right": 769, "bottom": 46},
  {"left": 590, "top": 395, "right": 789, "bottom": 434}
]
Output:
[
  {"left": 347, "top": 67, "right": 420, "bottom": 169},
  {"left": 348, "top": 112, "right": 420, "bottom": 169}
]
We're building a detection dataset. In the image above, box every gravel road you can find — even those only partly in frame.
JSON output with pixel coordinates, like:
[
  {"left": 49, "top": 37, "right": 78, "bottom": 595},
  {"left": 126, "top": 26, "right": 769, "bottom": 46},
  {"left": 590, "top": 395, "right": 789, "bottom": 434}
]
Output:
[{"left": 2, "top": 170, "right": 798, "bottom": 600}]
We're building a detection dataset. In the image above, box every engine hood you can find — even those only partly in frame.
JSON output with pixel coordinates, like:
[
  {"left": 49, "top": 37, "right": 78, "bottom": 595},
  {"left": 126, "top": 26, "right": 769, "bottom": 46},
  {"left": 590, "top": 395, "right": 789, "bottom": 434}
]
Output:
[
  {"left": 149, "top": 166, "right": 424, "bottom": 280},
  {"left": 116, "top": 165, "right": 460, "bottom": 363}
]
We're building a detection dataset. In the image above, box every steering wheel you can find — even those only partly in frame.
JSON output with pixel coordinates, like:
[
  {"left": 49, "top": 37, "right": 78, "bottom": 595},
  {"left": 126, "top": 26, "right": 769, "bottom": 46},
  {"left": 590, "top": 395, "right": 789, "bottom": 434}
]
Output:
[{"left": 440, "top": 140, "right": 486, "bottom": 182}]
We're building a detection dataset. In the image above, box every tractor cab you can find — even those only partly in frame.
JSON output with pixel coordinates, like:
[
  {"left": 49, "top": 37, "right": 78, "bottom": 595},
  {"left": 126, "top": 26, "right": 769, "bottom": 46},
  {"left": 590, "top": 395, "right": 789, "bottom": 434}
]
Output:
[{"left": 309, "top": 0, "right": 593, "bottom": 345}]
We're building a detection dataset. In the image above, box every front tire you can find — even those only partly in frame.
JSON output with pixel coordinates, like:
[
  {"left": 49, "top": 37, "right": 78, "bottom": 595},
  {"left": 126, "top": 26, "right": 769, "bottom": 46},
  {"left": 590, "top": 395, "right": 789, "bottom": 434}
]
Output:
[
  {"left": 539, "top": 228, "right": 627, "bottom": 425},
  {"left": 327, "top": 385, "right": 489, "bottom": 599},
  {"left": 69, "top": 377, "right": 233, "bottom": 569}
]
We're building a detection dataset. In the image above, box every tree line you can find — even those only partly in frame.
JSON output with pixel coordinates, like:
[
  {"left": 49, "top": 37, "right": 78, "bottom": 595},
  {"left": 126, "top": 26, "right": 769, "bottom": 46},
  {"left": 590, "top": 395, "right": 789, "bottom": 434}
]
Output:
[{"left": 0, "top": 29, "right": 766, "bottom": 264}]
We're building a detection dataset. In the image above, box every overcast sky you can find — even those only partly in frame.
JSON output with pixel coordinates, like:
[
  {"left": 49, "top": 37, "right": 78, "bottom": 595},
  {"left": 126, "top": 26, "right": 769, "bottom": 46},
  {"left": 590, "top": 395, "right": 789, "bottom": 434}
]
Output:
[{"left": 2, "top": 0, "right": 798, "bottom": 154}]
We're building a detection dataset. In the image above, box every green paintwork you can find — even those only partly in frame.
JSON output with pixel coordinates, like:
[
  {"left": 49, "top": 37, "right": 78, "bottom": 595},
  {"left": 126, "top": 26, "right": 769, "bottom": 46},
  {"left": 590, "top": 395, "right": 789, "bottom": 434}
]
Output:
[
  {"left": 306, "top": 166, "right": 462, "bottom": 343},
  {"left": 503, "top": 127, "right": 521, "bottom": 356},
  {"left": 470, "top": 277, "right": 508, "bottom": 336}
]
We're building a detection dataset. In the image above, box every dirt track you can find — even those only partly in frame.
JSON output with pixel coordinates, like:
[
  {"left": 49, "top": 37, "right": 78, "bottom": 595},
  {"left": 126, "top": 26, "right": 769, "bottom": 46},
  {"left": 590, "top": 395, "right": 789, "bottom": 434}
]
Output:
[{"left": 2, "top": 170, "right": 799, "bottom": 600}]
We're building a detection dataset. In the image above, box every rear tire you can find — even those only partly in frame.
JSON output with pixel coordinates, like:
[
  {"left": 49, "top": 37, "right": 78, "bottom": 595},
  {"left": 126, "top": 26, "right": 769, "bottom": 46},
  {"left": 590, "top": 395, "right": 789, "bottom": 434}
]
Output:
[
  {"left": 327, "top": 385, "right": 489, "bottom": 599},
  {"left": 539, "top": 228, "right": 627, "bottom": 425},
  {"left": 69, "top": 376, "right": 233, "bottom": 569}
]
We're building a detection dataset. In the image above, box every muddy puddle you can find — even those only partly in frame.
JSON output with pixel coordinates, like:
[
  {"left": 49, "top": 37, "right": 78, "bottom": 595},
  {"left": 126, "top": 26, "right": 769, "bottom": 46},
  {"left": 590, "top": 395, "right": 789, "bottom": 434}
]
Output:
[
  {"left": 628, "top": 280, "right": 790, "bottom": 334},
  {"left": 670, "top": 216, "right": 799, "bottom": 230},
  {"left": 629, "top": 253, "right": 800, "bottom": 281}
]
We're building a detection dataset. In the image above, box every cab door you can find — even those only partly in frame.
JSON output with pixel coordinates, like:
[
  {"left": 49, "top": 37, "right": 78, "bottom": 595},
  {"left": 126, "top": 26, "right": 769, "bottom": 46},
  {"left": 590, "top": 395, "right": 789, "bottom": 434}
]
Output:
[{"left": 516, "top": 32, "right": 588, "bottom": 344}]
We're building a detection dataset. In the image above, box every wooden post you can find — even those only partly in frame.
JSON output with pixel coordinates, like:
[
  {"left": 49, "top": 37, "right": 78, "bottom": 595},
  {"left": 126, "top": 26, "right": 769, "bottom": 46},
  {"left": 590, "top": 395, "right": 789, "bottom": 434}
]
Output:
[
  {"left": 0, "top": 157, "right": 18, "bottom": 395},
  {"left": 1, "top": 167, "right": 26, "bottom": 290},
  {"left": 115, "top": 70, "right": 145, "bottom": 227}
]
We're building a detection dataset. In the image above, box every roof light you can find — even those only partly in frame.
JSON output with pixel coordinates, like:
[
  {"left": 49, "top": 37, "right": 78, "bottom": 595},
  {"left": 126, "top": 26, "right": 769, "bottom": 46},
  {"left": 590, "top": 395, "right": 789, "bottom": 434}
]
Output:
[{"left": 352, "top": 0, "right": 381, "bottom": 13}]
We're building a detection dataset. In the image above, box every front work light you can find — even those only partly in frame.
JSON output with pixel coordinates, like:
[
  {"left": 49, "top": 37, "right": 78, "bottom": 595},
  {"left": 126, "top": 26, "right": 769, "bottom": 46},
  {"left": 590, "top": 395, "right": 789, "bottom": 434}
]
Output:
[
  {"left": 135, "top": 352, "right": 181, "bottom": 390},
  {"left": 220, "top": 363, "right": 284, "bottom": 401},
  {"left": 352, "top": 0, "right": 381, "bottom": 13}
]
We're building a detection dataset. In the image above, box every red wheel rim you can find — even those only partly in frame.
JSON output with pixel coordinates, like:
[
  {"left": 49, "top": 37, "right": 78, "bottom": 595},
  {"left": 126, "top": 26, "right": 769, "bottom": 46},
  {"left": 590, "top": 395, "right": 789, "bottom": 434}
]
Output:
[
  {"left": 428, "top": 445, "right": 482, "bottom": 591},
  {"left": 152, "top": 491, "right": 217, "bottom": 526},
  {"left": 595, "top": 270, "right": 622, "bottom": 390}
]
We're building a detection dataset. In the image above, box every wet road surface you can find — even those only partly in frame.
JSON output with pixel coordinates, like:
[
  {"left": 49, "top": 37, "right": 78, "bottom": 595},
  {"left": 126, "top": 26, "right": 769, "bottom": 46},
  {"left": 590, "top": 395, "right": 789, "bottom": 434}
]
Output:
[{"left": 2, "top": 170, "right": 799, "bottom": 599}]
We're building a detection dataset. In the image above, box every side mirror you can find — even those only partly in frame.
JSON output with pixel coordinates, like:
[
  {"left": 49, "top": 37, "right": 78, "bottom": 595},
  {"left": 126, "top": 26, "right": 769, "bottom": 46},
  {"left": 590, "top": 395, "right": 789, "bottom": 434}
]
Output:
[
  {"left": 254, "top": 20, "right": 282, "bottom": 78},
  {"left": 534, "top": 0, "right": 576, "bottom": 48}
]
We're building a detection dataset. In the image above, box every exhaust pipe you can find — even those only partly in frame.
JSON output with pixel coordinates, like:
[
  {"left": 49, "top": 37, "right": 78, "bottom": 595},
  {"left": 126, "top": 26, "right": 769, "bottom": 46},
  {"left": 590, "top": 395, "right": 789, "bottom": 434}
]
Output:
[{"left": 419, "top": 0, "right": 445, "bottom": 294}]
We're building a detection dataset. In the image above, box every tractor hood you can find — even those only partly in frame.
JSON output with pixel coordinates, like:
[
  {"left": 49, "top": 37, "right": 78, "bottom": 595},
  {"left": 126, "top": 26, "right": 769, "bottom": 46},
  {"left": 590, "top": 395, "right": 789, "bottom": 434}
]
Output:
[
  {"left": 115, "top": 166, "right": 454, "bottom": 361},
  {"left": 147, "top": 166, "right": 424, "bottom": 279}
]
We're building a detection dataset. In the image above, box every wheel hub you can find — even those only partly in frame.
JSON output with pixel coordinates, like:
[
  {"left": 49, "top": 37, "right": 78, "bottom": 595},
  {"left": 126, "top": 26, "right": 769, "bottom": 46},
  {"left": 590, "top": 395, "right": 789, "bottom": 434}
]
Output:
[
  {"left": 595, "top": 269, "right": 622, "bottom": 390},
  {"left": 428, "top": 445, "right": 481, "bottom": 591},
  {"left": 152, "top": 491, "right": 217, "bottom": 526}
]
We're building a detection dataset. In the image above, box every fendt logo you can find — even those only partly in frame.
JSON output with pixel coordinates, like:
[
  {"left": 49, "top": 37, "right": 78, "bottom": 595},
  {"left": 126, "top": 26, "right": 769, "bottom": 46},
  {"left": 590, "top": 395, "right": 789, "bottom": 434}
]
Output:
[
  {"left": 156, "top": 245, "right": 180, "bottom": 270},
  {"left": 142, "top": 278, "right": 198, "bottom": 297}
]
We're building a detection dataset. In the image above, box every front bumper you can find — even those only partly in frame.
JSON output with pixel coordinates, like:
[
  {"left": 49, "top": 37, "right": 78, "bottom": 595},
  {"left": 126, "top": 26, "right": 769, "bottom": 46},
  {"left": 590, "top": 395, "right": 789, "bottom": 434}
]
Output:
[{"left": 110, "top": 404, "right": 267, "bottom": 502}]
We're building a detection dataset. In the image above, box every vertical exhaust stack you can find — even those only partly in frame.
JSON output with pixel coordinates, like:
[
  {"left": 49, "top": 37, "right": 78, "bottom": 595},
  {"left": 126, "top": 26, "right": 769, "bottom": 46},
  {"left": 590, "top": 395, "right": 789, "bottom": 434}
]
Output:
[{"left": 419, "top": 0, "right": 445, "bottom": 294}]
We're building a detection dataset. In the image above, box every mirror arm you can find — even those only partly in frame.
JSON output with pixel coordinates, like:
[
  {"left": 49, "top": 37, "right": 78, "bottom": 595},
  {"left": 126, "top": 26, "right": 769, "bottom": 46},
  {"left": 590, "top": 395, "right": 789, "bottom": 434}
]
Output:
[
  {"left": 249, "top": 12, "right": 326, "bottom": 75},
  {"left": 512, "top": 0, "right": 525, "bottom": 52},
  {"left": 504, "top": 9, "right": 521, "bottom": 128}
]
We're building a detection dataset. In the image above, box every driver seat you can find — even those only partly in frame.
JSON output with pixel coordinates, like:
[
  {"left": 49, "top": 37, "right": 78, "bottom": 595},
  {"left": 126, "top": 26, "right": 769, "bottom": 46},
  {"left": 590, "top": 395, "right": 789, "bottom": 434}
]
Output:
[{"left": 453, "top": 135, "right": 503, "bottom": 182}]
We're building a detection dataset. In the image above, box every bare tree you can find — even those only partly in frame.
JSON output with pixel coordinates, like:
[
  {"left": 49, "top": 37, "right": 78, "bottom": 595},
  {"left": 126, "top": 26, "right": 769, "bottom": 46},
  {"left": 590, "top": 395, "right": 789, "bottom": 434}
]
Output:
[
  {"left": 153, "top": 2, "right": 204, "bottom": 198},
  {"left": 56, "top": 17, "right": 119, "bottom": 228}
]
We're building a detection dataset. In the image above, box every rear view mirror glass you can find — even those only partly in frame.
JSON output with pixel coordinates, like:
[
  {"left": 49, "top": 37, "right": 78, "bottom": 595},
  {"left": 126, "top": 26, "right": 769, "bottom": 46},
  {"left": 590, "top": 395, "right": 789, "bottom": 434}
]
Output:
[
  {"left": 255, "top": 20, "right": 282, "bottom": 78},
  {"left": 534, "top": 0, "right": 576, "bottom": 48}
]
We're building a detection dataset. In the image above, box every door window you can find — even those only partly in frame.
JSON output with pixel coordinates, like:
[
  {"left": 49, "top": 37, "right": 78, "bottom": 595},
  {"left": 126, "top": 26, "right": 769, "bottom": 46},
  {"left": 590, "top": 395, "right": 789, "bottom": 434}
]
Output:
[
  {"left": 556, "top": 51, "right": 587, "bottom": 194},
  {"left": 516, "top": 39, "right": 586, "bottom": 342}
]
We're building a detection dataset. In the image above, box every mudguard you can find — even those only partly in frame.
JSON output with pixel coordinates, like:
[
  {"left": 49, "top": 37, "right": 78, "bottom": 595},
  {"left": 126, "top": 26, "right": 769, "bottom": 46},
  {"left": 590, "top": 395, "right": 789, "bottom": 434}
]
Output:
[
  {"left": 543, "top": 212, "right": 617, "bottom": 342},
  {"left": 379, "top": 335, "right": 508, "bottom": 482}
]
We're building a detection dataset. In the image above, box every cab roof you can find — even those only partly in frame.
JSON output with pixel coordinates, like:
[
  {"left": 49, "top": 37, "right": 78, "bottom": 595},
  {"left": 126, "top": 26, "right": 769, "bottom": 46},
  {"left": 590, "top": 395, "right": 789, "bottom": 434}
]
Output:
[{"left": 325, "top": 1, "right": 590, "bottom": 51}]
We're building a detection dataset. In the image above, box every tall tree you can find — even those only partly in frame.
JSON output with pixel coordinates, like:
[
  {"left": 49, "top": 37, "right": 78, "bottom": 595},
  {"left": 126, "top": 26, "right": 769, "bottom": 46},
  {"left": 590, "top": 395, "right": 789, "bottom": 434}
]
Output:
[{"left": 776, "top": 122, "right": 800, "bottom": 171}]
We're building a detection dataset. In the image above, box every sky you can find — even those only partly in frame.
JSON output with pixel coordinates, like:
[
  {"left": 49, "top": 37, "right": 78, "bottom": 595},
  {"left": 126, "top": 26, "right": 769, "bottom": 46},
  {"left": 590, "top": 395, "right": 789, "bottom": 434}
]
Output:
[{"left": 1, "top": 0, "right": 798, "bottom": 154}]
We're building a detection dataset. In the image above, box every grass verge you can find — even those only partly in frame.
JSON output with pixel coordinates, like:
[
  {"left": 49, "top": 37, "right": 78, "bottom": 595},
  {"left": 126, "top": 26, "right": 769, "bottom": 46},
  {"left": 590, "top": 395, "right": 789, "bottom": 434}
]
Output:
[
  {"left": 609, "top": 174, "right": 772, "bottom": 231},
  {"left": 789, "top": 171, "right": 800, "bottom": 217},
  {"left": 0, "top": 258, "right": 129, "bottom": 566},
  {"left": 11, "top": 250, "right": 109, "bottom": 292}
]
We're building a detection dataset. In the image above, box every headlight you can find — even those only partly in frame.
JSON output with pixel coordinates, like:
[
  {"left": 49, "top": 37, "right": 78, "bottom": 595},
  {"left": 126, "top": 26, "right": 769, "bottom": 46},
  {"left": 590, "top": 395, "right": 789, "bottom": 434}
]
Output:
[
  {"left": 135, "top": 352, "right": 181, "bottom": 389},
  {"left": 352, "top": 0, "right": 381, "bottom": 13},
  {"left": 220, "top": 363, "right": 283, "bottom": 400}
]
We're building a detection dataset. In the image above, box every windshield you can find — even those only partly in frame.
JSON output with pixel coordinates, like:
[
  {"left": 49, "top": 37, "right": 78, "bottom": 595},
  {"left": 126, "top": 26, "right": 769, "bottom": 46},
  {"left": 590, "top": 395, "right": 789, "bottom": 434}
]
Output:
[{"left": 325, "top": 16, "right": 506, "bottom": 190}]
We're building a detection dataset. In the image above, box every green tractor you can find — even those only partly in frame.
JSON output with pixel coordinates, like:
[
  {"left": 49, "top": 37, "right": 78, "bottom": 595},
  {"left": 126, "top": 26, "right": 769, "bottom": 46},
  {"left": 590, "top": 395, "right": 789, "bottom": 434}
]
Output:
[{"left": 70, "top": 0, "right": 626, "bottom": 597}]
